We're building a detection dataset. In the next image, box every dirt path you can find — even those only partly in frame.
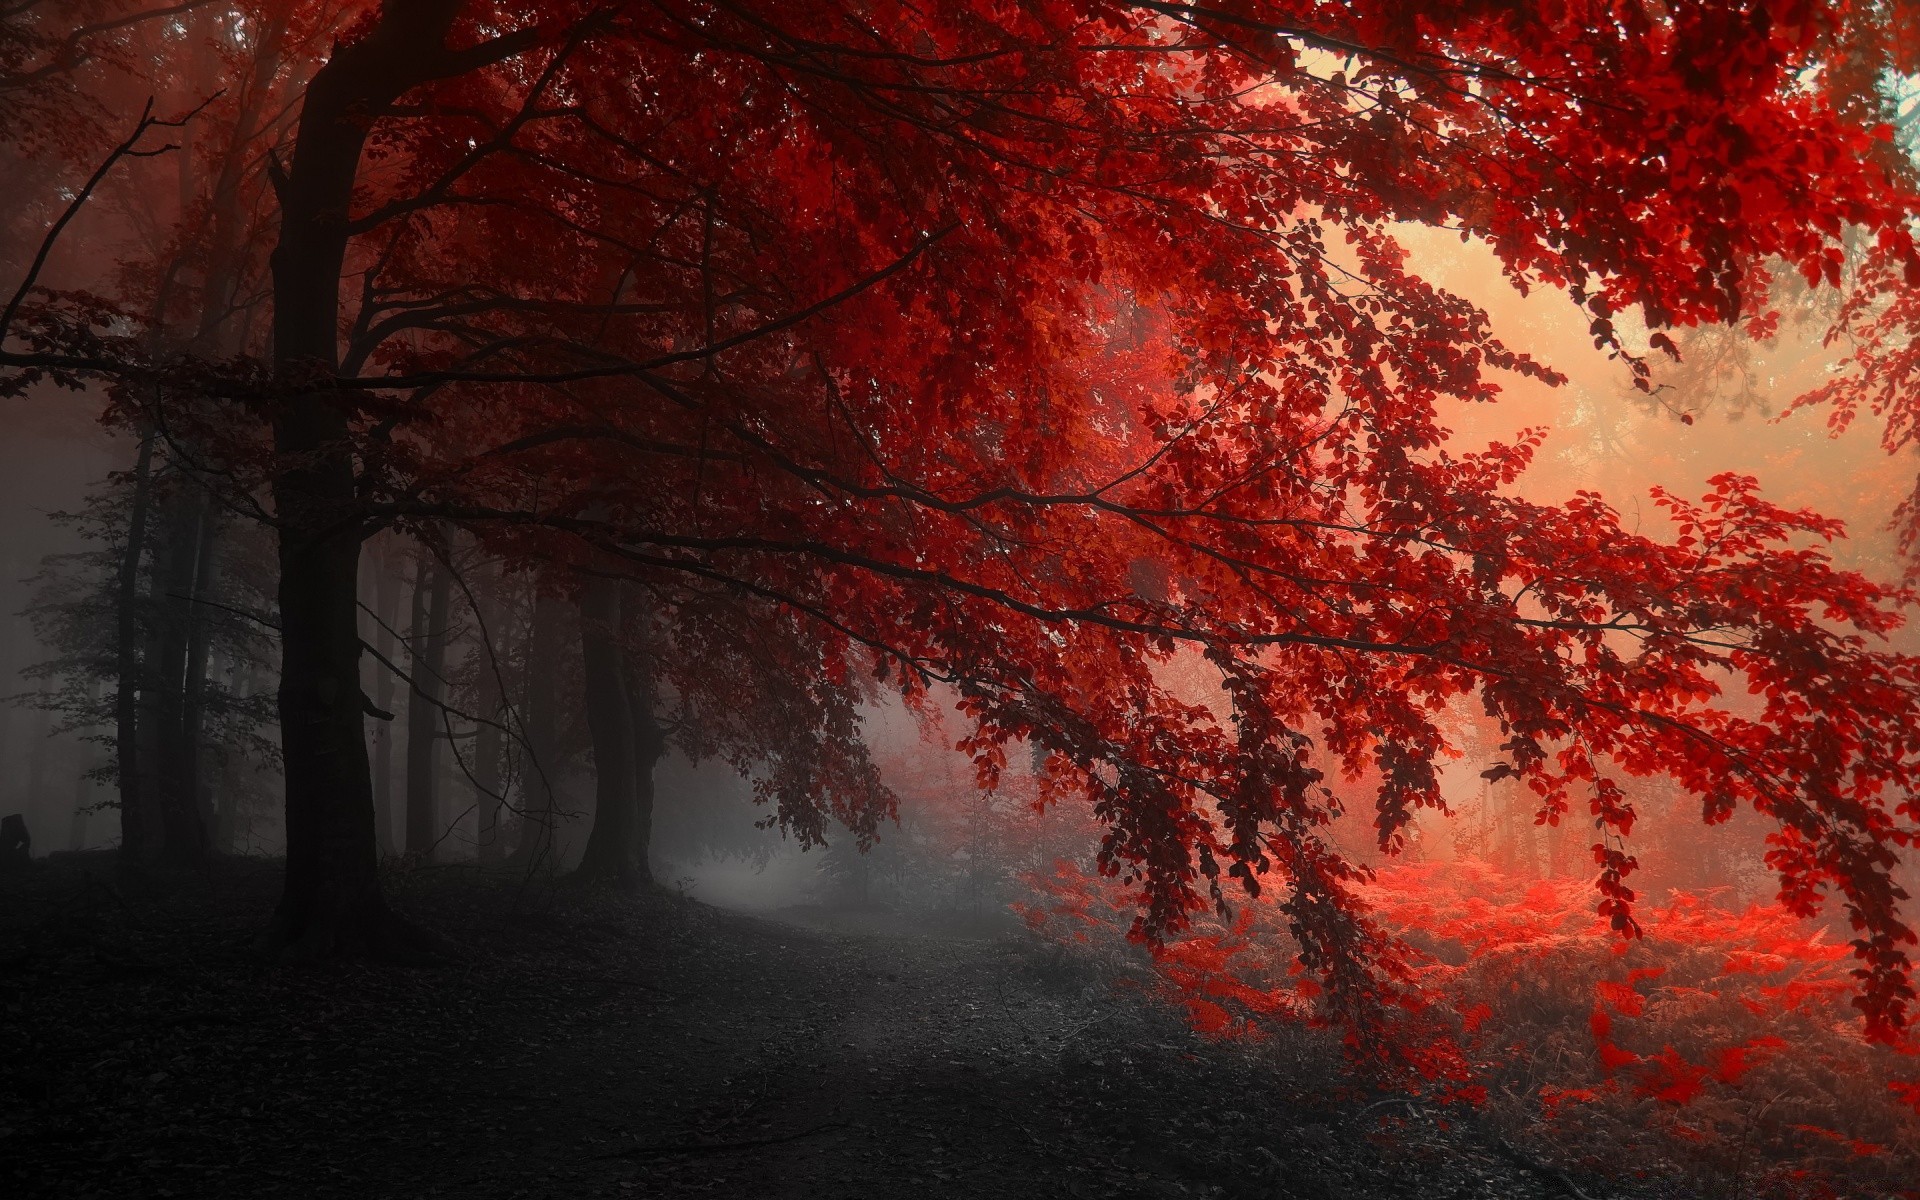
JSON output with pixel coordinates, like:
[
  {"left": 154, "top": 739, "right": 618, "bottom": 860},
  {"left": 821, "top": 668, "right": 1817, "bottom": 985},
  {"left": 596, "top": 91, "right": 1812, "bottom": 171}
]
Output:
[{"left": 3, "top": 860, "right": 1576, "bottom": 1199}]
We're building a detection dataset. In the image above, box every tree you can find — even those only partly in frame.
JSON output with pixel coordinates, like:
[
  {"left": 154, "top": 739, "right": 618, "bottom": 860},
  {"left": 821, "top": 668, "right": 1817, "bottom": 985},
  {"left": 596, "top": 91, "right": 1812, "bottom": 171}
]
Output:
[
  {"left": 460, "top": 546, "right": 511, "bottom": 863},
  {"left": 507, "top": 576, "right": 567, "bottom": 868},
  {"left": 402, "top": 534, "right": 452, "bottom": 858},
  {"left": 10, "top": 1, "right": 1920, "bottom": 1037},
  {"left": 361, "top": 532, "right": 404, "bottom": 854},
  {"left": 20, "top": 464, "right": 279, "bottom": 857}
]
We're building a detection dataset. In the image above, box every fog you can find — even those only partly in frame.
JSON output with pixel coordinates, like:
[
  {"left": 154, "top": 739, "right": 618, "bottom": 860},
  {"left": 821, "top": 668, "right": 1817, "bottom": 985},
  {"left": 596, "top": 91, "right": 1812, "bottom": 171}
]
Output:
[{"left": 3, "top": 227, "right": 1908, "bottom": 906}]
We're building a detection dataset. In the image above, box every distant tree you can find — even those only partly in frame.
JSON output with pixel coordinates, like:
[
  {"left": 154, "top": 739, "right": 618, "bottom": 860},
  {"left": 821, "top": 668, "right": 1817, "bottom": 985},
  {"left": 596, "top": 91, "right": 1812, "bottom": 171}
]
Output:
[{"left": 20, "top": 464, "right": 279, "bottom": 858}]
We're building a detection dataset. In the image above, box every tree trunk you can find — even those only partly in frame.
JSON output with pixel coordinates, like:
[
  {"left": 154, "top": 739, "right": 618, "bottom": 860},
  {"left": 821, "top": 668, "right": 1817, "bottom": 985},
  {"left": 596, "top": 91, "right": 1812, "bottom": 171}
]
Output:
[
  {"left": 511, "top": 583, "right": 566, "bottom": 868},
  {"left": 115, "top": 429, "right": 155, "bottom": 866},
  {"left": 620, "top": 585, "right": 666, "bottom": 885},
  {"left": 467, "top": 551, "right": 512, "bottom": 862},
  {"left": 68, "top": 763, "right": 91, "bottom": 852},
  {"left": 369, "top": 536, "right": 400, "bottom": 856},
  {"left": 150, "top": 486, "right": 209, "bottom": 866},
  {"left": 179, "top": 496, "right": 219, "bottom": 847},
  {"left": 263, "top": 8, "right": 465, "bottom": 957},
  {"left": 575, "top": 576, "right": 640, "bottom": 884},
  {"left": 268, "top": 374, "right": 389, "bottom": 953},
  {"left": 405, "top": 541, "right": 452, "bottom": 859},
  {"left": 473, "top": 713, "right": 503, "bottom": 862}
]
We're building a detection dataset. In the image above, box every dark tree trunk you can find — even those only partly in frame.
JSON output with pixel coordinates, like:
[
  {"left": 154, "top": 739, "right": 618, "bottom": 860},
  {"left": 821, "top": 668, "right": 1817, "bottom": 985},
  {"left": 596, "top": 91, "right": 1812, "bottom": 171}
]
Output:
[
  {"left": 214, "top": 657, "right": 265, "bottom": 855},
  {"left": 468, "top": 552, "right": 514, "bottom": 860},
  {"left": 404, "top": 554, "right": 430, "bottom": 854},
  {"left": 511, "top": 583, "right": 566, "bottom": 868},
  {"left": 180, "top": 496, "right": 219, "bottom": 845},
  {"left": 369, "top": 536, "right": 400, "bottom": 856},
  {"left": 405, "top": 542, "right": 452, "bottom": 859},
  {"left": 68, "top": 765, "right": 91, "bottom": 852},
  {"left": 621, "top": 693, "right": 661, "bottom": 886},
  {"left": 620, "top": 585, "right": 666, "bottom": 885},
  {"left": 115, "top": 430, "right": 155, "bottom": 866},
  {"left": 574, "top": 577, "right": 640, "bottom": 884},
  {"left": 471, "top": 557, "right": 506, "bottom": 863},
  {"left": 473, "top": 714, "right": 503, "bottom": 862},
  {"left": 262, "top": 8, "right": 471, "bottom": 957},
  {"left": 151, "top": 486, "right": 209, "bottom": 866}
]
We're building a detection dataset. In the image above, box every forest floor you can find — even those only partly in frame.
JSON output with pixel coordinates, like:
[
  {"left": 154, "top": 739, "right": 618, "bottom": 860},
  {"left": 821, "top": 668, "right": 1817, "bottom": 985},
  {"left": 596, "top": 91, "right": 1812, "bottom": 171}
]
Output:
[{"left": 2, "top": 856, "right": 1623, "bottom": 1200}]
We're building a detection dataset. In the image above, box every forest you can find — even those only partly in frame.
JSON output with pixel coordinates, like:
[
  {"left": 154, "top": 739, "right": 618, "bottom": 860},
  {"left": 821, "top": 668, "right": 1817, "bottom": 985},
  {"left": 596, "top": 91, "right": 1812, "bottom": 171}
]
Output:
[{"left": 7, "top": 2, "right": 1920, "bottom": 1197}]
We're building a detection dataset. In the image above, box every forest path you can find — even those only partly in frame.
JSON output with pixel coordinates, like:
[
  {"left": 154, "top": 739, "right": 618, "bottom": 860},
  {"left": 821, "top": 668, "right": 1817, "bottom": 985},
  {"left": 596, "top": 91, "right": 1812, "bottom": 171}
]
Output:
[{"left": 4, "top": 860, "right": 1573, "bottom": 1199}]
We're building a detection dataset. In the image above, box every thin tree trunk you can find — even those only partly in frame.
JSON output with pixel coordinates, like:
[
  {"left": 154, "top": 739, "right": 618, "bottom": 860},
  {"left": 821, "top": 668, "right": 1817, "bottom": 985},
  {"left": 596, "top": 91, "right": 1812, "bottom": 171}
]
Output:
[
  {"left": 405, "top": 541, "right": 452, "bottom": 859},
  {"left": 180, "top": 496, "right": 219, "bottom": 845},
  {"left": 470, "top": 556, "right": 506, "bottom": 863},
  {"left": 575, "top": 576, "right": 639, "bottom": 884},
  {"left": 115, "top": 429, "right": 156, "bottom": 866},
  {"left": 473, "top": 714, "right": 503, "bottom": 862},
  {"left": 511, "top": 583, "right": 566, "bottom": 869},
  {"left": 403, "top": 550, "right": 431, "bottom": 856},
  {"left": 370, "top": 536, "right": 400, "bottom": 856},
  {"left": 68, "top": 764, "right": 91, "bottom": 852},
  {"left": 620, "top": 585, "right": 666, "bottom": 885}
]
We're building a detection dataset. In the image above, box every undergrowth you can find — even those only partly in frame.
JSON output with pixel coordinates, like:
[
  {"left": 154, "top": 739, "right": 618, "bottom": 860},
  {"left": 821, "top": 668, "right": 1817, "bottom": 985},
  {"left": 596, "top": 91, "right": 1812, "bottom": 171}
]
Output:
[{"left": 1019, "top": 855, "right": 1920, "bottom": 1198}]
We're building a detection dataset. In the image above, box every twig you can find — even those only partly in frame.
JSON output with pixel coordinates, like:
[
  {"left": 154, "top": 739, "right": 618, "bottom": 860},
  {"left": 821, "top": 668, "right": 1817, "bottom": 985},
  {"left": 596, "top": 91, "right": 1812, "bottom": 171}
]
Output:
[
  {"left": 1055, "top": 1010, "right": 1113, "bottom": 1048},
  {"left": 1, "top": 92, "right": 220, "bottom": 343},
  {"left": 1359, "top": 1096, "right": 1420, "bottom": 1119}
]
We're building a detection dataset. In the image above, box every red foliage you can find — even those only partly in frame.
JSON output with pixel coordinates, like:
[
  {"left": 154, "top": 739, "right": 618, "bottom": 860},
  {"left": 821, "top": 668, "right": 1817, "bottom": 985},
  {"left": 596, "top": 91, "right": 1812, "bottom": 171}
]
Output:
[
  {"left": 8, "top": 2, "right": 1920, "bottom": 1028},
  {"left": 1026, "top": 854, "right": 1920, "bottom": 1193},
  {"left": 1595, "top": 980, "right": 1648, "bottom": 1018},
  {"left": 1890, "top": 1080, "right": 1920, "bottom": 1114},
  {"left": 1638, "top": 1046, "right": 1709, "bottom": 1106},
  {"left": 1714, "top": 1036, "right": 1787, "bottom": 1085}
]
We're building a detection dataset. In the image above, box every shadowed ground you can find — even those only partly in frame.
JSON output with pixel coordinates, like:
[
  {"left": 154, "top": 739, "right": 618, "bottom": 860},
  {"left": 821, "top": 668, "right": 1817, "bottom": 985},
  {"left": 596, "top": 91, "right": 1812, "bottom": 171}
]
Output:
[{"left": 2, "top": 857, "right": 1586, "bottom": 1199}]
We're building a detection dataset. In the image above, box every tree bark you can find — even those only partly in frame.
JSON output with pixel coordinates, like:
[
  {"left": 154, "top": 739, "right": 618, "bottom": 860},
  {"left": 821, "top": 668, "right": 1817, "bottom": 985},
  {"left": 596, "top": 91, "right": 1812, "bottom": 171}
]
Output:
[
  {"left": 150, "top": 485, "right": 209, "bottom": 866},
  {"left": 471, "top": 556, "right": 506, "bottom": 863},
  {"left": 404, "top": 541, "right": 452, "bottom": 859},
  {"left": 620, "top": 585, "right": 666, "bottom": 885},
  {"left": 575, "top": 576, "right": 639, "bottom": 884},
  {"left": 369, "top": 536, "right": 400, "bottom": 856}
]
